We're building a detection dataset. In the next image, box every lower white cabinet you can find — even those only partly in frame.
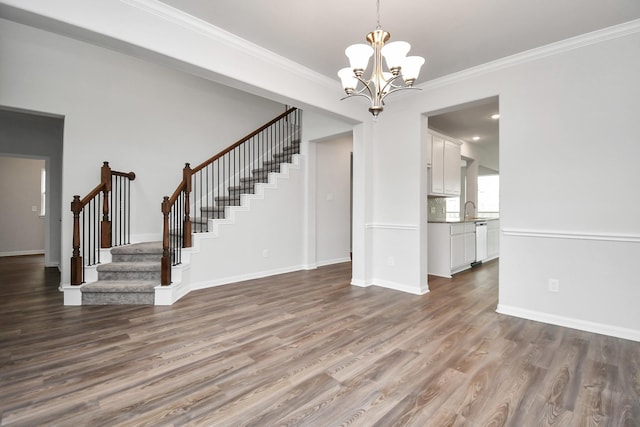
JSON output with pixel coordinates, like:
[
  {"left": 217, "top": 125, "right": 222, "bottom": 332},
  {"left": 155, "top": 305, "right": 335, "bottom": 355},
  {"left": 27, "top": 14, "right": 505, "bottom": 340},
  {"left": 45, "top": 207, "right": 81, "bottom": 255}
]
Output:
[
  {"left": 486, "top": 220, "right": 500, "bottom": 261},
  {"left": 428, "top": 222, "right": 476, "bottom": 278}
]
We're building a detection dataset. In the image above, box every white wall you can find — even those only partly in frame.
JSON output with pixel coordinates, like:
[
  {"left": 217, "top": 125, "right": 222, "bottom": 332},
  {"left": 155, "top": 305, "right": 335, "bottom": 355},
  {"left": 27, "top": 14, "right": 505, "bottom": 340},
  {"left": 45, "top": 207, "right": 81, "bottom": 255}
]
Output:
[
  {"left": 0, "top": 109, "right": 63, "bottom": 266},
  {"left": 315, "top": 134, "right": 352, "bottom": 266},
  {"left": 3, "top": 0, "right": 638, "bottom": 341},
  {"left": 373, "top": 24, "right": 640, "bottom": 340},
  {"left": 0, "top": 157, "right": 45, "bottom": 256},
  {"left": 301, "top": 110, "right": 357, "bottom": 269},
  {"left": 0, "top": 19, "right": 286, "bottom": 285},
  {"left": 187, "top": 162, "right": 304, "bottom": 288}
]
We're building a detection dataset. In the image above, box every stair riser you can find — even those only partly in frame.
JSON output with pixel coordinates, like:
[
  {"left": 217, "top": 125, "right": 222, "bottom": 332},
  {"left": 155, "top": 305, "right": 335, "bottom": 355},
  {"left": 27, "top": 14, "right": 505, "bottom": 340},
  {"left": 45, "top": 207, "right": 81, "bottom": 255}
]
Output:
[
  {"left": 215, "top": 198, "right": 241, "bottom": 206},
  {"left": 240, "top": 176, "right": 268, "bottom": 185},
  {"left": 198, "top": 213, "right": 224, "bottom": 219},
  {"left": 272, "top": 154, "right": 293, "bottom": 162},
  {"left": 111, "top": 254, "right": 163, "bottom": 263},
  {"left": 228, "top": 188, "right": 254, "bottom": 196},
  {"left": 99, "top": 271, "right": 161, "bottom": 281},
  {"left": 192, "top": 223, "right": 209, "bottom": 232},
  {"left": 82, "top": 292, "right": 155, "bottom": 305}
]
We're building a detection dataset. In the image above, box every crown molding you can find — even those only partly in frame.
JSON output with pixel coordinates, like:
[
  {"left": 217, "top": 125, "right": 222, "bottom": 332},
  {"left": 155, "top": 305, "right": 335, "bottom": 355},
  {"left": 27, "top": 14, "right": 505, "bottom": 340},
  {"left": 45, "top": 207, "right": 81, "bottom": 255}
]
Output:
[
  {"left": 121, "top": 0, "right": 337, "bottom": 90},
  {"left": 420, "top": 18, "right": 640, "bottom": 90}
]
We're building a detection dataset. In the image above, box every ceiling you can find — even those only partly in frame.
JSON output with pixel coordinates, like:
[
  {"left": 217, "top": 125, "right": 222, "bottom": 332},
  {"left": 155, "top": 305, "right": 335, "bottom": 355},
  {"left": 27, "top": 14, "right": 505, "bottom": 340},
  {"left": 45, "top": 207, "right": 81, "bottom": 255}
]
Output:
[
  {"left": 157, "top": 0, "right": 639, "bottom": 150},
  {"left": 159, "top": 0, "right": 640, "bottom": 83},
  {"left": 428, "top": 97, "right": 499, "bottom": 147},
  {"left": 3, "top": 1, "right": 637, "bottom": 150}
]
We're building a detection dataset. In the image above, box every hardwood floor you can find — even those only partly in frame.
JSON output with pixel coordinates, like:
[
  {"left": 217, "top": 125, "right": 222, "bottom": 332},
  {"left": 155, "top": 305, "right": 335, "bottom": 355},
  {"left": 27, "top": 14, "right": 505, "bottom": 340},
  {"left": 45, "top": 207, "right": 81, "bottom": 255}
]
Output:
[{"left": 1, "top": 256, "right": 638, "bottom": 426}]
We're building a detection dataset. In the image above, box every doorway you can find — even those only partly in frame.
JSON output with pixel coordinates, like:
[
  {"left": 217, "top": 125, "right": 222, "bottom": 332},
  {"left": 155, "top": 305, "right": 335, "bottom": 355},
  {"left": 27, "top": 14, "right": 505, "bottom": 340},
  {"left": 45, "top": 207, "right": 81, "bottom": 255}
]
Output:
[{"left": 0, "top": 107, "right": 64, "bottom": 268}]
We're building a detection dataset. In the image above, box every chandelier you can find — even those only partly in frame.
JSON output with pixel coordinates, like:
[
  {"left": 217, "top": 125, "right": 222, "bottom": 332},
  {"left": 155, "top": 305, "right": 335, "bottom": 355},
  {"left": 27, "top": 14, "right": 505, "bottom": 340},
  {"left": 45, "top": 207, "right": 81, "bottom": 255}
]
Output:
[{"left": 338, "top": 0, "right": 425, "bottom": 117}]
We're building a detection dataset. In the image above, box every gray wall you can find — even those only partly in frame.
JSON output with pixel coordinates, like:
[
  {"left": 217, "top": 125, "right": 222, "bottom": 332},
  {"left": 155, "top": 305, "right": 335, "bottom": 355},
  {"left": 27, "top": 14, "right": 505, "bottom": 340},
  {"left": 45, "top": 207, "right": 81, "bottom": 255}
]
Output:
[
  {"left": 315, "top": 134, "right": 352, "bottom": 265},
  {"left": 0, "top": 109, "right": 64, "bottom": 266},
  {"left": 0, "top": 19, "right": 286, "bottom": 284},
  {"left": 0, "top": 156, "right": 46, "bottom": 256}
]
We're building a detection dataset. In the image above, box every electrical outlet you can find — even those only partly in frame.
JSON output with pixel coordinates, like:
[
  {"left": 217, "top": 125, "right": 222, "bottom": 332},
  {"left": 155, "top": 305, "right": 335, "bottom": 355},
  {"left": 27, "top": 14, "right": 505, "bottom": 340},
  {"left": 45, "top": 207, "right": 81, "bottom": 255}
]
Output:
[
  {"left": 388, "top": 256, "right": 395, "bottom": 266},
  {"left": 548, "top": 278, "right": 560, "bottom": 293},
  {"left": 262, "top": 249, "right": 269, "bottom": 258}
]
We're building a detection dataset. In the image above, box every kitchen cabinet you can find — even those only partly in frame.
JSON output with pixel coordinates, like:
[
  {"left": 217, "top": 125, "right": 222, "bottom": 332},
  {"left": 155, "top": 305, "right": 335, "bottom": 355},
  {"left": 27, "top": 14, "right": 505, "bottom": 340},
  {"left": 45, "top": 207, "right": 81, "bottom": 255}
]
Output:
[
  {"left": 486, "top": 219, "right": 500, "bottom": 261},
  {"left": 428, "top": 133, "right": 461, "bottom": 197},
  {"left": 428, "top": 222, "right": 475, "bottom": 278}
]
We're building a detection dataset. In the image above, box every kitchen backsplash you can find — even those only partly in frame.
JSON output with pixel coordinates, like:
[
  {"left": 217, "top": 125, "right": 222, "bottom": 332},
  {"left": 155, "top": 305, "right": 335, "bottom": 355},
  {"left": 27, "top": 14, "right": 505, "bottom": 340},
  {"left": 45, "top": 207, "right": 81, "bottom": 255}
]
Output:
[{"left": 428, "top": 197, "right": 447, "bottom": 221}]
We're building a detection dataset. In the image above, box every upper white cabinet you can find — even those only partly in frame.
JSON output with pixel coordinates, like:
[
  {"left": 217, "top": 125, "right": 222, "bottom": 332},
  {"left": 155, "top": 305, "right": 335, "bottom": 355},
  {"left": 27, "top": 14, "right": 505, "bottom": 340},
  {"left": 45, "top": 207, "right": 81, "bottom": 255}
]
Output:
[
  {"left": 430, "top": 136, "right": 445, "bottom": 194},
  {"left": 428, "top": 133, "right": 461, "bottom": 197}
]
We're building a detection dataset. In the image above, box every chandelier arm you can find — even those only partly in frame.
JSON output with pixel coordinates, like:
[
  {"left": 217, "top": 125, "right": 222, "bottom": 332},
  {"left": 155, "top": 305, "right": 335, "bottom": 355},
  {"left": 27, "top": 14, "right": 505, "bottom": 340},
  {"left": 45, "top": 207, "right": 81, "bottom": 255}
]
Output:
[
  {"left": 354, "top": 75, "right": 377, "bottom": 101},
  {"left": 379, "top": 74, "right": 403, "bottom": 94},
  {"left": 340, "top": 92, "right": 374, "bottom": 102},
  {"left": 379, "top": 86, "right": 422, "bottom": 103}
]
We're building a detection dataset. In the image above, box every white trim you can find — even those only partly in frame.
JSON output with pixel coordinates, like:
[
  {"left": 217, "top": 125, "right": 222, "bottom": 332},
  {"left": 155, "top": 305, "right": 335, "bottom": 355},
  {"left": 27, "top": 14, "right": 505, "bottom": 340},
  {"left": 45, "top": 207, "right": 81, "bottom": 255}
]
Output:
[
  {"left": 369, "top": 279, "right": 429, "bottom": 296},
  {"left": 122, "top": 0, "right": 336, "bottom": 90},
  {"left": 61, "top": 285, "right": 83, "bottom": 306},
  {"left": 190, "top": 264, "right": 308, "bottom": 291},
  {"left": 496, "top": 304, "right": 640, "bottom": 343},
  {"left": 351, "top": 278, "right": 372, "bottom": 287},
  {"left": 316, "top": 257, "right": 351, "bottom": 267},
  {"left": 365, "top": 223, "right": 418, "bottom": 231},
  {"left": 420, "top": 19, "right": 640, "bottom": 90},
  {"left": 154, "top": 280, "right": 190, "bottom": 306},
  {"left": 502, "top": 228, "right": 640, "bottom": 243},
  {"left": 0, "top": 249, "right": 45, "bottom": 257}
]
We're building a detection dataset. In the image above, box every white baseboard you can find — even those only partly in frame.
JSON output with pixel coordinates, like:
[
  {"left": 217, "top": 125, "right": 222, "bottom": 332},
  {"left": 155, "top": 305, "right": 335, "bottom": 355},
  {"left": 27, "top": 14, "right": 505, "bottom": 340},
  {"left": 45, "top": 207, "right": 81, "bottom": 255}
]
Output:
[
  {"left": 373, "top": 279, "right": 429, "bottom": 295},
  {"left": 62, "top": 285, "right": 83, "bottom": 305},
  {"left": 155, "top": 280, "right": 190, "bottom": 305},
  {"left": 190, "top": 264, "right": 308, "bottom": 291},
  {"left": 496, "top": 304, "right": 640, "bottom": 342},
  {"left": 351, "top": 278, "right": 429, "bottom": 295},
  {"left": 0, "top": 249, "right": 45, "bottom": 257},
  {"left": 316, "top": 257, "right": 351, "bottom": 267},
  {"left": 351, "top": 278, "right": 372, "bottom": 287}
]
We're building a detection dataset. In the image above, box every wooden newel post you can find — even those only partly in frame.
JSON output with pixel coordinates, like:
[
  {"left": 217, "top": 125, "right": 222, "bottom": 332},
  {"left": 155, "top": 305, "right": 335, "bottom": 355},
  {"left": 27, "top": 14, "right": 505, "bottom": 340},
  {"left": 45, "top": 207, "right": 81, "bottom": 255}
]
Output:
[
  {"left": 161, "top": 196, "right": 171, "bottom": 286},
  {"left": 70, "top": 195, "right": 83, "bottom": 285},
  {"left": 183, "top": 163, "right": 192, "bottom": 248},
  {"left": 100, "top": 161, "right": 112, "bottom": 248}
]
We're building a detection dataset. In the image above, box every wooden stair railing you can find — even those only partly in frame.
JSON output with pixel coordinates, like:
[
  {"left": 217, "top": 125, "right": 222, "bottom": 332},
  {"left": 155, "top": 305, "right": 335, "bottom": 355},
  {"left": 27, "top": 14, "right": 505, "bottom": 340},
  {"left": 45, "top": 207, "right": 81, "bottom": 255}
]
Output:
[
  {"left": 70, "top": 162, "right": 136, "bottom": 285},
  {"left": 160, "top": 107, "right": 300, "bottom": 286}
]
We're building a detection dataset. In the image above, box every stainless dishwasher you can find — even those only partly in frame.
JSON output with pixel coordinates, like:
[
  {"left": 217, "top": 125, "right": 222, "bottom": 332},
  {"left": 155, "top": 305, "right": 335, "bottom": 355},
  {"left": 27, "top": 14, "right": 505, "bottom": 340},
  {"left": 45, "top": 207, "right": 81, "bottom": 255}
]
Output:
[{"left": 475, "top": 221, "right": 488, "bottom": 263}]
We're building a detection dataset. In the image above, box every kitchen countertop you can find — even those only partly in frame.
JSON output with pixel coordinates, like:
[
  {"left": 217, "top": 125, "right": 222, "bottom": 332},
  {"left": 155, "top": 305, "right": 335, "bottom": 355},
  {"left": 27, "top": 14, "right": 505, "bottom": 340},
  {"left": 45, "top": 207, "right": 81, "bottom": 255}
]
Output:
[{"left": 428, "top": 217, "right": 499, "bottom": 224}]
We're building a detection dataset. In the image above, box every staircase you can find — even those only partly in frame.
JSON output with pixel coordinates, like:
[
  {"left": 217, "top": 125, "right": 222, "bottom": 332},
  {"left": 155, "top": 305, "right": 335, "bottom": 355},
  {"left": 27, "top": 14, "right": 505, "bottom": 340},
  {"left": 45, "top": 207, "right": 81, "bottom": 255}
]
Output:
[
  {"left": 81, "top": 242, "right": 162, "bottom": 305},
  {"left": 194, "top": 140, "right": 300, "bottom": 231},
  {"left": 66, "top": 108, "right": 302, "bottom": 306}
]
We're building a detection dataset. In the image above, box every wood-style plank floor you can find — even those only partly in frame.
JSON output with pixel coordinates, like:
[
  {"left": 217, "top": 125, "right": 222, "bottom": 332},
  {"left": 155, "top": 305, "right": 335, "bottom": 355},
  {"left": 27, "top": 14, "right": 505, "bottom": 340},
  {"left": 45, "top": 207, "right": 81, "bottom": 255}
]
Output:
[{"left": 1, "top": 255, "right": 639, "bottom": 426}]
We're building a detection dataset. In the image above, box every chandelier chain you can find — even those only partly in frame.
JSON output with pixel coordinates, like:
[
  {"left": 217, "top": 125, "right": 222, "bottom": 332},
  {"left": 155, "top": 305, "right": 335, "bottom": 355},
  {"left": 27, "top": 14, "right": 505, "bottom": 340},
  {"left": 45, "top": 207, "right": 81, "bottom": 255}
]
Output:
[{"left": 376, "top": 0, "right": 381, "bottom": 30}]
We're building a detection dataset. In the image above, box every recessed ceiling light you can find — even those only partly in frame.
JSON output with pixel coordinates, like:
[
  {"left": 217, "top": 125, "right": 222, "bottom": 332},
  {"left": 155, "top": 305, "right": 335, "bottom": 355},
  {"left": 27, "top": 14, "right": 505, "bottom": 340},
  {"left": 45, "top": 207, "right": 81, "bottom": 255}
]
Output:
[
  {"left": 472, "top": 136, "right": 480, "bottom": 141},
  {"left": 491, "top": 113, "right": 500, "bottom": 120}
]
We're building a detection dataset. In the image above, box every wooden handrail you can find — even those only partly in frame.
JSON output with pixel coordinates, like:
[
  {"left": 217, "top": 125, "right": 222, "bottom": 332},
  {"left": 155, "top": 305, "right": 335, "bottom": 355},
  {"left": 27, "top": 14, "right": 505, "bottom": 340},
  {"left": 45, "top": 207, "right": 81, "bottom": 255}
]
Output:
[
  {"left": 70, "top": 162, "right": 136, "bottom": 285},
  {"left": 160, "top": 107, "right": 299, "bottom": 286},
  {"left": 191, "top": 107, "right": 296, "bottom": 175}
]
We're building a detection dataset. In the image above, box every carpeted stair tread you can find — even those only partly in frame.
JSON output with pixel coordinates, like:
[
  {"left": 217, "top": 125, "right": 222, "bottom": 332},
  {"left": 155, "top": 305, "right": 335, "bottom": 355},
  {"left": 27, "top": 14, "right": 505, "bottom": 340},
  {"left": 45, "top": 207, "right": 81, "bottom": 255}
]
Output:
[
  {"left": 97, "top": 262, "right": 161, "bottom": 272},
  {"left": 111, "top": 242, "right": 163, "bottom": 255},
  {"left": 81, "top": 280, "right": 157, "bottom": 293}
]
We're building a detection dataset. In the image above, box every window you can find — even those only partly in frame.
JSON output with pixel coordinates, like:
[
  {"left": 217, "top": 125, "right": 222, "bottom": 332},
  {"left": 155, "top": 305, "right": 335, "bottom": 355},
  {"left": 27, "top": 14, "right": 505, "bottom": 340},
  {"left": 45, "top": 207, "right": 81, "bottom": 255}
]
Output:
[
  {"left": 445, "top": 197, "right": 460, "bottom": 220},
  {"left": 40, "top": 167, "right": 46, "bottom": 217},
  {"left": 477, "top": 175, "right": 499, "bottom": 218}
]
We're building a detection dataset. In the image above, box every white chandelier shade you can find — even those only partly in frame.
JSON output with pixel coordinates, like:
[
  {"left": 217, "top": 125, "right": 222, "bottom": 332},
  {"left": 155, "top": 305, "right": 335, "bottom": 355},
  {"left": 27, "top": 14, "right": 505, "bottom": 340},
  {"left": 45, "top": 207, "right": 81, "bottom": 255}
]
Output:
[{"left": 338, "top": 1, "right": 425, "bottom": 117}]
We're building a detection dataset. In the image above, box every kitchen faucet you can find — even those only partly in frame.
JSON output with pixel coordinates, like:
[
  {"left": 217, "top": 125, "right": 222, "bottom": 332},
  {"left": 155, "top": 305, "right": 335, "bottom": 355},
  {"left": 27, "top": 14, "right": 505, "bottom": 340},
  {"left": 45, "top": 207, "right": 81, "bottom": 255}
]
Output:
[{"left": 464, "top": 200, "right": 476, "bottom": 219}]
